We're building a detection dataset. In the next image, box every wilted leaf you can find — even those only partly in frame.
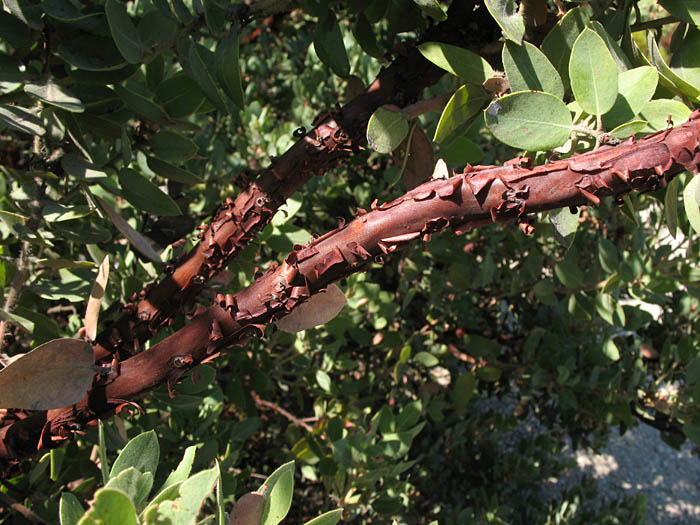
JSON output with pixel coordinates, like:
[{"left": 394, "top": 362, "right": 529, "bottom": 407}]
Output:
[
  {"left": 276, "top": 284, "right": 347, "bottom": 333},
  {"left": 24, "top": 79, "right": 84, "bottom": 112},
  {"left": 569, "top": 28, "right": 618, "bottom": 116},
  {"left": 0, "top": 338, "right": 94, "bottom": 410},
  {"left": 105, "top": 0, "right": 144, "bottom": 64},
  {"left": 367, "top": 106, "right": 409, "bottom": 153},
  {"left": 417, "top": 42, "right": 494, "bottom": 84},
  {"left": 228, "top": 492, "right": 264, "bottom": 525},
  {"left": 95, "top": 195, "right": 163, "bottom": 264},
  {"left": 485, "top": 0, "right": 525, "bottom": 43},
  {"left": 484, "top": 91, "right": 572, "bottom": 151},
  {"left": 392, "top": 124, "right": 435, "bottom": 190},
  {"left": 84, "top": 255, "right": 109, "bottom": 342}
]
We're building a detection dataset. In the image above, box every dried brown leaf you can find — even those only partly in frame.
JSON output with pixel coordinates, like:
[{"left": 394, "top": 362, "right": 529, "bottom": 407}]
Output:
[
  {"left": 84, "top": 255, "right": 109, "bottom": 342},
  {"left": 276, "top": 284, "right": 347, "bottom": 333},
  {"left": 228, "top": 492, "right": 264, "bottom": 525},
  {"left": 0, "top": 338, "right": 94, "bottom": 410},
  {"left": 392, "top": 124, "right": 435, "bottom": 190}
]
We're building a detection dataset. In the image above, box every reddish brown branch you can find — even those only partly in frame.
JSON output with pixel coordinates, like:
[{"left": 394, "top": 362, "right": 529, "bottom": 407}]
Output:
[
  {"left": 1, "top": 112, "right": 697, "bottom": 467},
  {"left": 93, "top": 0, "right": 498, "bottom": 362}
]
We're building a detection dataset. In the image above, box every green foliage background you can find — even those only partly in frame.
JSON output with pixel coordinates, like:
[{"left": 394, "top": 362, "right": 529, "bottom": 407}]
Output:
[{"left": 0, "top": 0, "right": 699, "bottom": 523}]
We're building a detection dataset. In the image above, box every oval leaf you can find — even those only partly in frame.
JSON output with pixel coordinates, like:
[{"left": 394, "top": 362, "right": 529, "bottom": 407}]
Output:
[
  {"left": 105, "top": 0, "right": 143, "bottom": 64},
  {"left": 118, "top": 167, "right": 182, "bottom": 216},
  {"left": 229, "top": 493, "right": 264, "bottom": 525},
  {"left": 485, "top": 91, "right": 572, "bottom": 151},
  {"left": 639, "top": 99, "right": 691, "bottom": 132},
  {"left": 394, "top": 123, "right": 435, "bottom": 190},
  {"left": 433, "top": 84, "right": 489, "bottom": 143},
  {"left": 502, "top": 40, "right": 564, "bottom": 99},
  {"left": 684, "top": 175, "right": 700, "bottom": 235},
  {"left": 313, "top": 9, "right": 350, "bottom": 78},
  {"left": 0, "top": 338, "right": 94, "bottom": 410},
  {"left": 541, "top": 7, "right": 589, "bottom": 88},
  {"left": 147, "top": 156, "right": 202, "bottom": 185},
  {"left": 367, "top": 106, "right": 409, "bottom": 154},
  {"left": 0, "top": 104, "right": 45, "bottom": 136},
  {"left": 151, "top": 130, "right": 198, "bottom": 163},
  {"left": 186, "top": 41, "right": 229, "bottom": 115},
  {"left": 258, "top": 461, "right": 295, "bottom": 525},
  {"left": 24, "top": 79, "right": 84, "bottom": 112},
  {"left": 485, "top": 0, "right": 525, "bottom": 44},
  {"left": 84, "top": 255, "right": 109, "bottom": 342},
  {"left": 569, "top": 28, "right": 618, "bottom": 116},
  {"left": 303, "top": 509, "right": 344, "bottom": 525},
  {"left": 417, "top": 42, "right": 493, "bottom": 85},
  {"left": 81, "top": 488, "right": 137, "bottom": 525},
  {"left": 603, "top": 66, "right": 658, "bottom": 129},
  {"left": 276, "top": 284, "right": 347, "bottom": 333}
]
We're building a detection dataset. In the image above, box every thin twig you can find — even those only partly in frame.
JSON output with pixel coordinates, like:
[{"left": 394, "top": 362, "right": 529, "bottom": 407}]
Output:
[
  {"left": 0, "top": 241, "right": 31, "bottom": 352},
  {"left": 630, "top": 15, "right": 678, "bottom": 33},
  {"left": 251, "top": 391, "right": 314, "bottom": 432},
  {"left": 0, "top": 490, "right": 47, "bottom": 524},
  {"left": 401, "top": 92, "right": 454, "bottom": 120}
]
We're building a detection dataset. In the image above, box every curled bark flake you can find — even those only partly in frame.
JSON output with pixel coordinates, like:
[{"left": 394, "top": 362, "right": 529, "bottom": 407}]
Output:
[
  {"left": 413, "top": 189, "right": 436, "bottom": 201},
  {"left": 346, "top": 241, "right": 372, "bottom": 260},
  {"left": 436, "top": 178, "right": 463, "bottom": 199},
  {"left": 465, "top": 172, "right": 496, "bottom": 204},
  {"left": 313, "top": 247, "right": 345, "bottom": 279},
  {"left": 505, "top": 156, "right": 532, "bottom": 168},
  {"left": 519, "top": 219, "right": 535, "bottom": 235},
  {"left": 355, "top": 207, "right": 368, "bottom": 216}
]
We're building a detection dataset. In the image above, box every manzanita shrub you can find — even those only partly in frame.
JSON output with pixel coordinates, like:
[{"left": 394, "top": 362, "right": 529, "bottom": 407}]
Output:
[{"left": 0, "top": 0, "right": 698, "bottom": 523}]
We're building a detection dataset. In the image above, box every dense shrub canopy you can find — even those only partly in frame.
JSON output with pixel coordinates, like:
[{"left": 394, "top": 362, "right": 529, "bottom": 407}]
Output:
[{"left": 0, "top": 0, "right": 699, "bottom": 523}]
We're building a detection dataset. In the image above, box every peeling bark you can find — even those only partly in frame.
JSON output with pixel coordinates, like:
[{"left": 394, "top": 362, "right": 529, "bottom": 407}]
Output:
[
  {"left": 2, "top": 111, "right": 698, "bottom": 467},
  {"left": 93, "top": 0, "right": 499, "bottom": 362}
]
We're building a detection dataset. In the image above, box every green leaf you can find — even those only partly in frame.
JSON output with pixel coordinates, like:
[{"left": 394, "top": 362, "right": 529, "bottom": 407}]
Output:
[
  {"left": 608, "top": 120, "right": 647, "bottom": 139},
  {"left": 659, "top": 0, "right": 700, "bottom": 25},
  {"left": 78, "top": 488, "right": 137, "bottom": 525},
  {"left": 203, "top": 0, "right": 225, "bottom": 33},
  {"left": 61, "top": 154, "right": 107, "bottom": 180},
  {"left": 397, "top": 400, "right": 422, "bottom": 430},
  {"left": 259, "top": 461, "right": 295, "bottom": 525},
  {"left": 569, "top": 28, "right": 618, "bottom": 116},
  {"left": 98, "top": 421, "right": 110, "bottom": 484},
  {"left": 0, "top": 308, "right": 33, "bottom": 333},
  {"left": 105, "top": 0, "right": 143, "bottom": 64},
  {"left": 5, "top": 0, "right": 43, "bottom": 29},
  {"left": 665, "top": 175, "right": 680, "bottom": 239},
  {"left": 541, "top": 7, "right": 589, "bottom": 88},
  {"left": 155, "top": 73, "right": 206, "bottom": 118},
  {"left": 216, "top": 24, "right": 245, "bottom": 110},
  {"left": 186, "top": 41, "right": 229, "bottom": 114},
  {"left": 0, "top": 10, "right": 32, "bottom": 48},
  {"left": 42, "top": 0, "right": 98, "bottom": 21},
  {"left": 417, "top": 42, "right": 494, "bottom": 84},
  {"left": 648, "top": 31, "right": 700, "bottom": 101},
  {"left": 367, "top": 106, "right": 409, "bottom": 153},
  {"left": 150, "top": 130, "right": 198, "bottom": 163},
  {"left": 452, "top": 371, "right": 476, "bottom": 417},
  {"left": 160, "top": 445, "right": 197, "bottom": 494},
  {"left": 683, "top": 175, "right": 700, "bottom": 235},
  {"left": 110, "top": 430, "right": 160, "bottom": 478},
  {"left": 0, "top": 104, "right": 45, "bottom": 136},
  {"left": 639, "top": 99, "right": 691, "bottom": 132},
  {"left": 147, "top": 156, "right": 202, "bottom": 185},
  {"left": 549, "top": 206, "right": 580, "bottom": 248},
  {"left": 414, "top": 351, "right": 438, "bottom": 367},
  {"left": 316, "top": 369, "right": 332, "bottom": 392},
  {"left": 603, "top": 66, "right": 658, "bottom": 129},
  {"left": 669, "top": 25, "right": 700, "bottom": 88},
  {"left": 433, "top": 84, "right": 488, "bottom": 143},
  {"left": 171, "top": 0, "right": 195, "bottom": 23},
  {"left": 476, "top": 366, "right": 502, "bottom": 382},
  {"left": 303, "top": 509, "right": 344, "bottom": 525},
  {"left": 351, "top": 12, "right": 384, "bottom": 60},
  {"left": 412, "top": 0, "right": 445, "bottom": 20},
  {"left": 602, "top": 338, "right": 620, "bottom": 361},
  {"left": 484, "top": 91, "right": 572, "bottom": 151},
  {"left": 118, "top": 168, "right": 181, "bottom": 216},
  {"left": 485, "top": 0, "right": 525, "bottom": 44},
  {"left": 438, "top": 136, "right": 483, "bottom": 165},
  {"left": 60, "top": 492, "right": 84, "bottom": 525},
  {"left": 313, "top": 9, "right": 350, "bottom": 78},
  {"left": 555, "top": 260, "right": 583, "bottom": 288},
  {"left": 502, "top": 41, "right": 564, "bottom": 99},
  {"left": 106, "top": 467, "right": 154, "bottom": 507},
  {"left": 24, "top": 79, "right": 84, "bottom": 113},
  {"left": 598, "top": 238, "right": 619, "bottom": 273},
  {"left": 114, "top": 84, "right": 168, "bottom": 122}
]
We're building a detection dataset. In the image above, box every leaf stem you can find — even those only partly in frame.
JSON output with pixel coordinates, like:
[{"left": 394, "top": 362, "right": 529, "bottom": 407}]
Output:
[{"left": 630, "top": 15, "right": 678, "bottom": 33}]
